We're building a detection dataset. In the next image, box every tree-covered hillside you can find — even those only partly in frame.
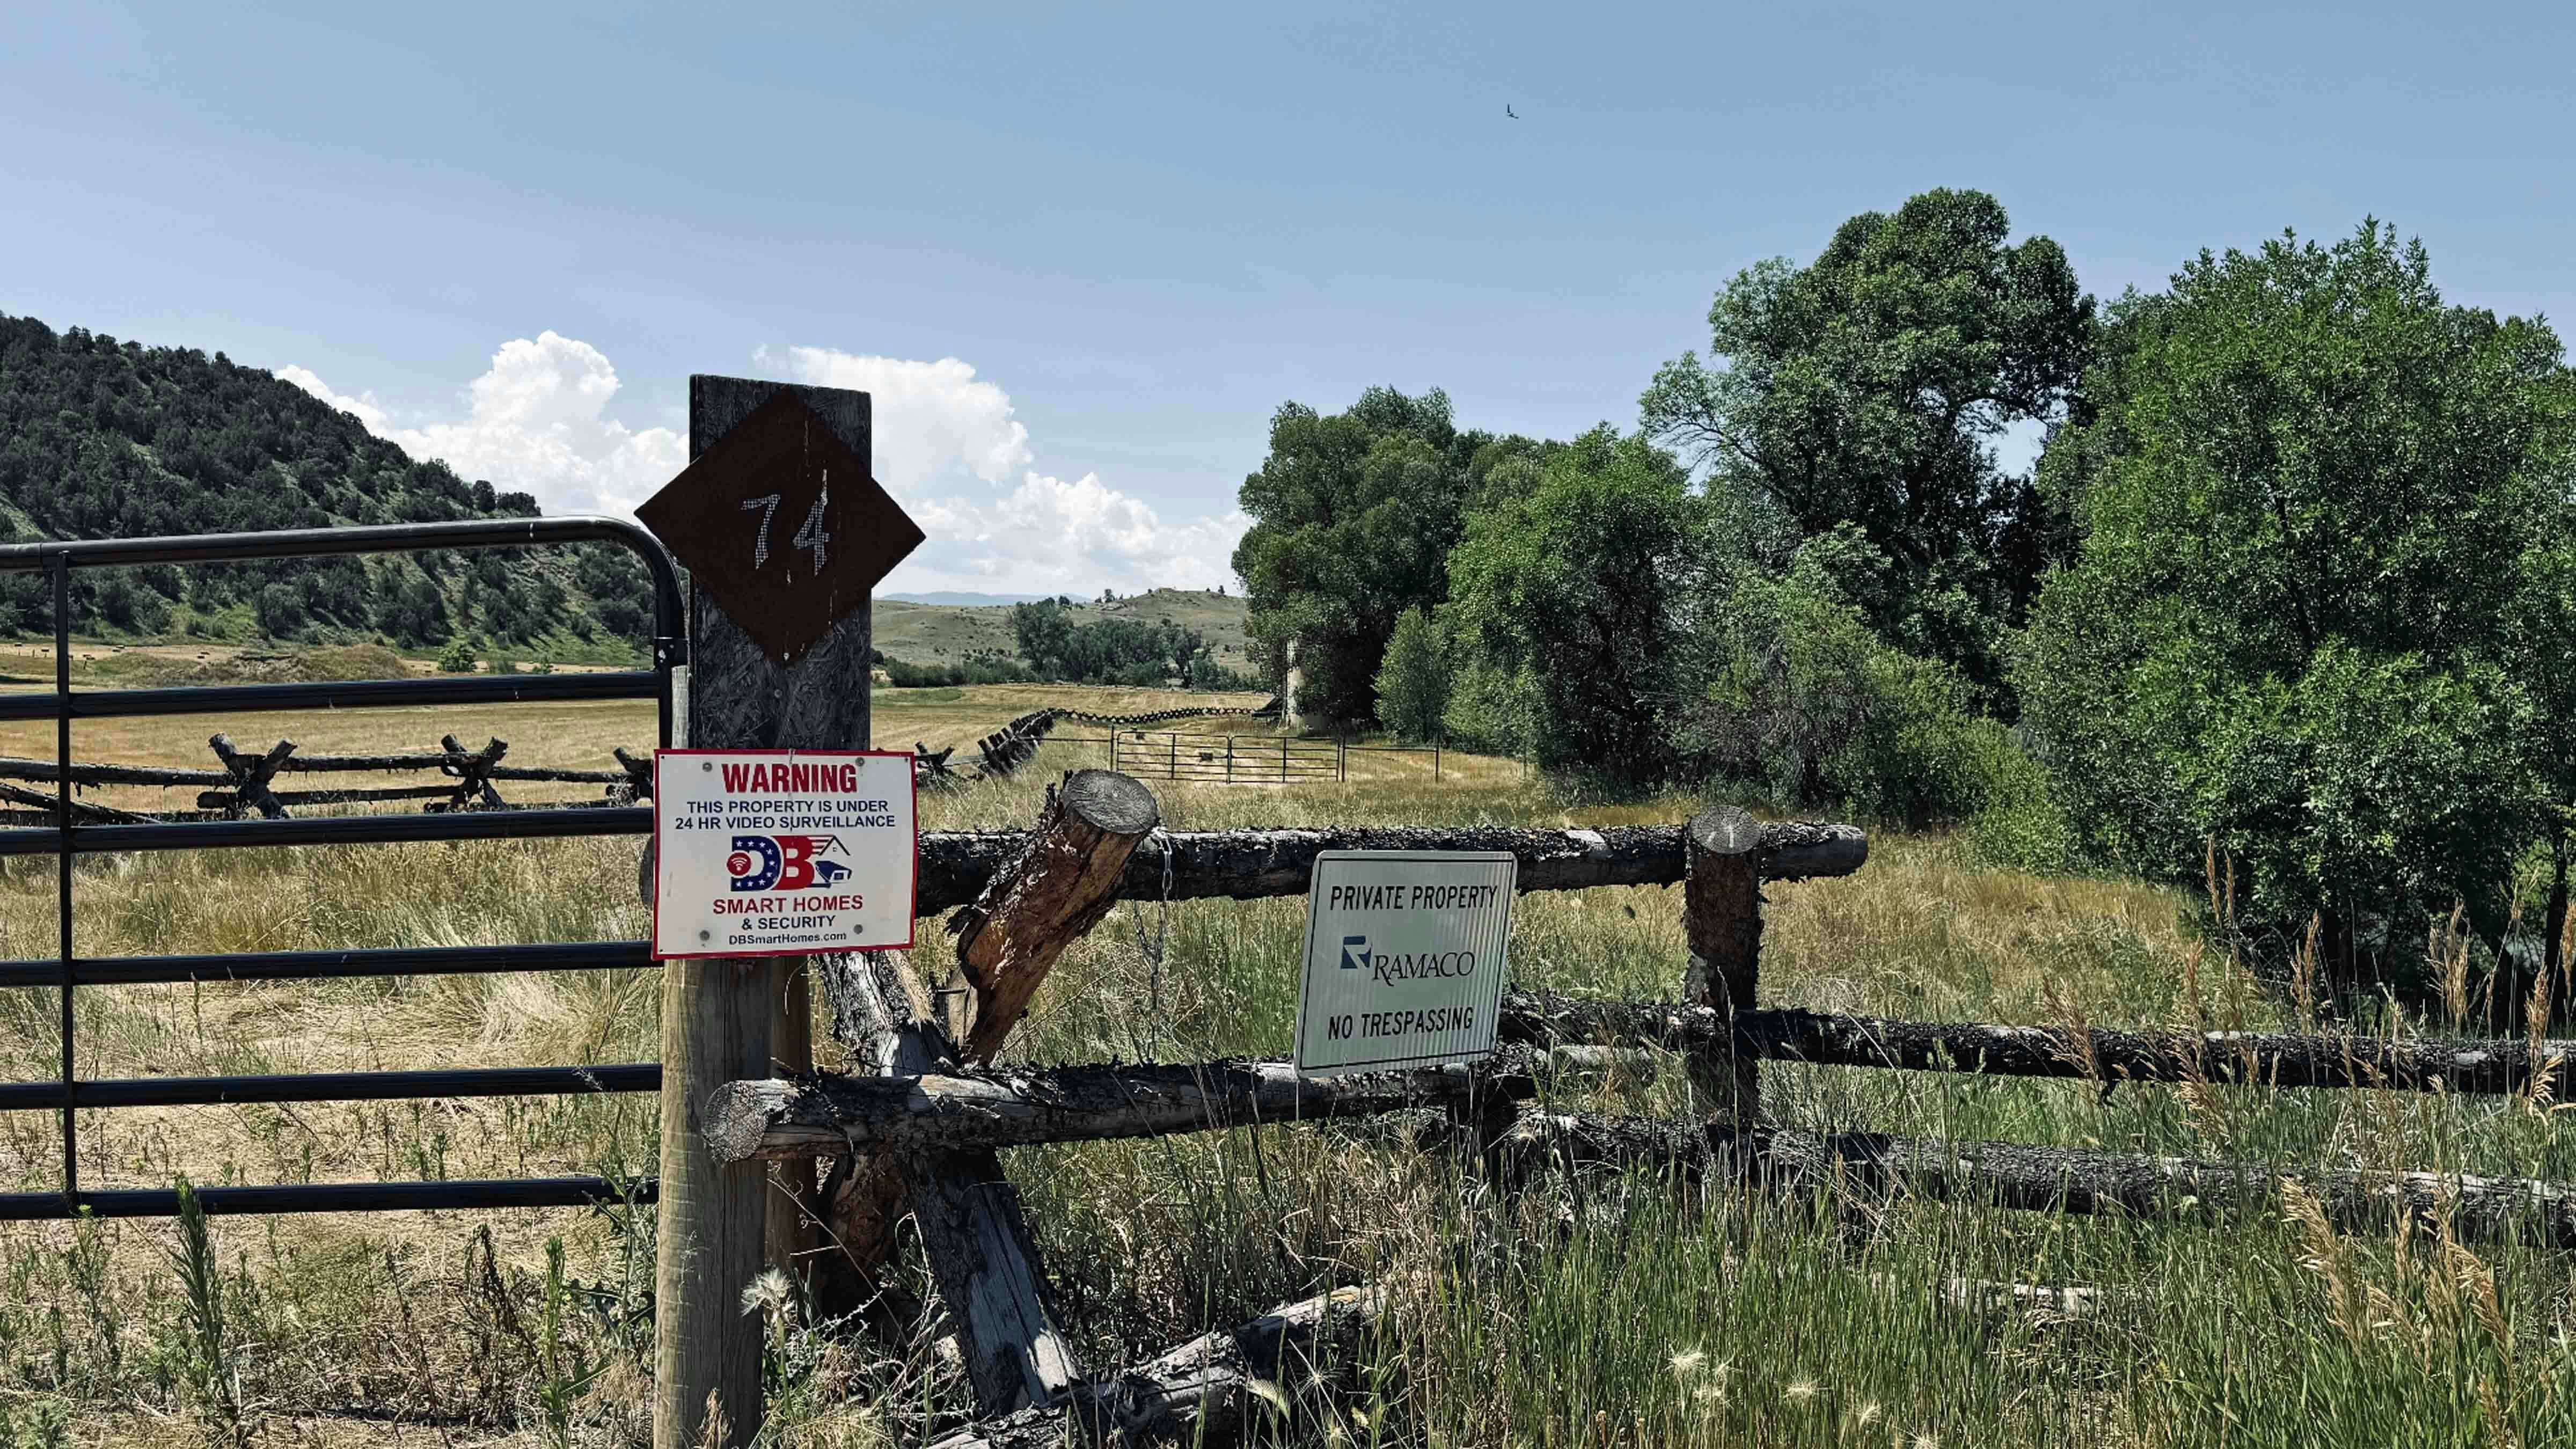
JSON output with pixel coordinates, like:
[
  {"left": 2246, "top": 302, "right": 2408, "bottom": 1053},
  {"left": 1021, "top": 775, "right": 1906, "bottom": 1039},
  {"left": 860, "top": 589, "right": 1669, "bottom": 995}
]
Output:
[{"left": 0, "top": 313, "right": 656, "bottom": 656}]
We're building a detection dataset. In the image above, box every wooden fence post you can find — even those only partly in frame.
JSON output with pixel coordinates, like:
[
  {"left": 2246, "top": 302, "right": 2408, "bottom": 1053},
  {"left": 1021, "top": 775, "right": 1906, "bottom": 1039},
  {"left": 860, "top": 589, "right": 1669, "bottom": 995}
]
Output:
[
  {"left": 1683, "top": 806, "right": 1763, "bottom": 1128},
  {"left": 653, "top": 375, "right": 877, "bottom": 1449}
]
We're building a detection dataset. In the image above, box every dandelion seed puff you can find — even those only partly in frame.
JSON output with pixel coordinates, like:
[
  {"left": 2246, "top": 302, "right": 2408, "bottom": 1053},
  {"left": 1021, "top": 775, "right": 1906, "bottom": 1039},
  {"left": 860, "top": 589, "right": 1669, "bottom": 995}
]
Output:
[
  {"left": 738, "top": 1268, "right": 792, "bottom": 1316},
  {"left": 1784, "top": 1379, "right": 1819, "bottom": 1403},
  {"left": 1669, "top": 1349, "right": 1707, "bottom": 1377}
]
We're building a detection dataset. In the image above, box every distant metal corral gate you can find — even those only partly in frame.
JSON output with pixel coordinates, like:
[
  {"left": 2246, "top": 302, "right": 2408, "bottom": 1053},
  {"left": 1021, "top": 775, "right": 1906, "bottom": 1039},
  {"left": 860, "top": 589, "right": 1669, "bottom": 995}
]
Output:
[
  {"left": 0, "top": 517, "right": 685, "bottom": 1220},
  {"left": 1100, "top": 728, "right": 1342, "bottom": 783}
]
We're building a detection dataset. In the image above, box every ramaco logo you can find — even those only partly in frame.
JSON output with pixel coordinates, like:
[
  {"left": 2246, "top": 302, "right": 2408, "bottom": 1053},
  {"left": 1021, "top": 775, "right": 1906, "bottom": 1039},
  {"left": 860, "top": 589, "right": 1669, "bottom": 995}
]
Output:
[
  {"left": 726, "top": 835, "right": 853, "bottom": 892},
  {"left": 1336, "top": 935, "right": 1478, "bottom": 983}
]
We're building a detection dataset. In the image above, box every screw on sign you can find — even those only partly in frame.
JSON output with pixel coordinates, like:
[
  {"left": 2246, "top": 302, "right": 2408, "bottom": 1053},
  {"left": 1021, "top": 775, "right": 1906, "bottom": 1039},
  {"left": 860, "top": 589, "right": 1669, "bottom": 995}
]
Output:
[{"left": 635, "top": 390, "right": 924, "bottom": 664}]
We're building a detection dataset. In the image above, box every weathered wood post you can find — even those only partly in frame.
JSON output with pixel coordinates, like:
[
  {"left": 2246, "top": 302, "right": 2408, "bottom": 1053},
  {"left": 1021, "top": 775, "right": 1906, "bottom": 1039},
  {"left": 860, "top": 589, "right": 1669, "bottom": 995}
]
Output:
[
  {"left": 1684, "top": 806, "right": 1764, "bottom": 1128},
  {"left": 640, "top": 375, "right": 914, "bottom": 1449}
]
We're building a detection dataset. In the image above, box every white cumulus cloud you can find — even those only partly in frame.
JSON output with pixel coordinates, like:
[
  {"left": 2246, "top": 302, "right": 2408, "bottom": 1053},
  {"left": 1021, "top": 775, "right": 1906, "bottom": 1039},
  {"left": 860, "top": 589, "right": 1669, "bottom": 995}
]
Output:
[
  {"left": 275, "top": 364, "right": 388, "bottom": 432},
  {"left": 281, "top": 332, "right": 683, "bottom": 517},
  {"left": 280, "top": 336, "right": 1243, "bottom": 595},
  {"left": 775, "top": 346, "right": 1243, "bottom": 595}
]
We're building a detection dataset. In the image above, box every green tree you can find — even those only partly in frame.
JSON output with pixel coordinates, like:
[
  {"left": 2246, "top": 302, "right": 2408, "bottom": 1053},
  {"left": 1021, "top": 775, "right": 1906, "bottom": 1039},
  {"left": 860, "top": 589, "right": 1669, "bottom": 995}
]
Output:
[
  {"left": 1232, "top": 387, "right": 1511, "bottom": 724},
  {"left": 1441, "top": 427, "right": 1698, "bottom": 786},
  {"left": 2019, "top": 222, "right": 2573, "bottom": 984},
  {"left": 1641, "top": 188, "right": 2092, "bottom": 693},
  {"left": 1372, "top": 606, "right": 1450, "bottom": 743},
  {"left": 1679, "top": 537, "right": 2016, "bottom": 829}
]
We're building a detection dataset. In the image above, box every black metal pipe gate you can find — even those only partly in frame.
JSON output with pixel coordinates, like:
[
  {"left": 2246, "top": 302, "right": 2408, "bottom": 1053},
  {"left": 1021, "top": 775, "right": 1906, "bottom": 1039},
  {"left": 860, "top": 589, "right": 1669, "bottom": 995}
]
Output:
[{"left": 0, "top": 518, "right": 684, "bottom": 1219}]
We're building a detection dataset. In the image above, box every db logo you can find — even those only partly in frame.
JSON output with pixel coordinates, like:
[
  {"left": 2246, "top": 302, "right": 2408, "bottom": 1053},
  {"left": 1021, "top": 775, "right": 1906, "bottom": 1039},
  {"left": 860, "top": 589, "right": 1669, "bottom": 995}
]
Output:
[{"left": 728, "top": 834, "right": 853, "bottom": 891}]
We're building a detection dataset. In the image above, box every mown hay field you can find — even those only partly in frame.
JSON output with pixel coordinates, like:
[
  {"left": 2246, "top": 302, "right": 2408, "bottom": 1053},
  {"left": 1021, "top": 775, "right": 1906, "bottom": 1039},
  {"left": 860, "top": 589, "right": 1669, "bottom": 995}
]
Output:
[{"left": 0, "top": 679, "right": 2567, "bottom": 1446}]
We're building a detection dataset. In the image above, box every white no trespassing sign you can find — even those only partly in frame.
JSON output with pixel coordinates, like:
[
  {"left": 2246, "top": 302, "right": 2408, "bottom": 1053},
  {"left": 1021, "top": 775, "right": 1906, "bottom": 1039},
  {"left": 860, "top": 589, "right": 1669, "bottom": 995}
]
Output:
[
  {"left": 1294, "top": 850, "right": 1516, "bottom": 1078},
  {"left": 652, "top": 749, "right": 917, "bottom": 960}
]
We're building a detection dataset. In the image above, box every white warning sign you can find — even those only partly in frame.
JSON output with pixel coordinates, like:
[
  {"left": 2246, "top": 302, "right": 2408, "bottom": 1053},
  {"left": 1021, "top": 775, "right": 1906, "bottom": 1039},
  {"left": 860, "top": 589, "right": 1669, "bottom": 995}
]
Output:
[
  {"left": 1293, "top": 850, "right": 1516, "bottom": 1078},
  {"left": 651, "top": 749, "right": 917, "bottom": 960}
]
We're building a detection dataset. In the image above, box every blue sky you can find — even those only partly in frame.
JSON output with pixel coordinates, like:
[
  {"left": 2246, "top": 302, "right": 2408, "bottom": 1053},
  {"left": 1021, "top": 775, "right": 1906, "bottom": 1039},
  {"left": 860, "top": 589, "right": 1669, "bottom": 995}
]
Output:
[{"left": 5, "top": 2, "right": 2571, "bottom": 592}]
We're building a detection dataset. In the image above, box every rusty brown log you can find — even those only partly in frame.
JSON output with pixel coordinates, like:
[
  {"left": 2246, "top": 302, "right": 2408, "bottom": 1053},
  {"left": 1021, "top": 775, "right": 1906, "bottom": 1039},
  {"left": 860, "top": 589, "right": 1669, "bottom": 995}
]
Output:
[{"left": 949, "top": 770, "right": 1161, "bottom": 1061}]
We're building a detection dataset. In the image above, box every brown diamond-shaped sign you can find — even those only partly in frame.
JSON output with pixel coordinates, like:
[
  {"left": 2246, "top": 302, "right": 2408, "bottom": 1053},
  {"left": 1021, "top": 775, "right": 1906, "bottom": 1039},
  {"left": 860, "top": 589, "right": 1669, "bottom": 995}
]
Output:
[{"left": 636, "top": 390, "right": 924, "bottom": 664}]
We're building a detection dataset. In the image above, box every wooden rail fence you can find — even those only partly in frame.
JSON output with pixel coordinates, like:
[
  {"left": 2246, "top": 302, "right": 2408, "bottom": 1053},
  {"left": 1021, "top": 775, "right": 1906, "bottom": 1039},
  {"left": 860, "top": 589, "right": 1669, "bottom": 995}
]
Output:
[
  {"left": 0, "top": 735, "right": 650, "bottom": 824},
  {"left": 0, "top": 695, "right": 1283, "bottom": 824},
  {"left": 668, "top": 780, "right": 2576, "bottom": 1447}
]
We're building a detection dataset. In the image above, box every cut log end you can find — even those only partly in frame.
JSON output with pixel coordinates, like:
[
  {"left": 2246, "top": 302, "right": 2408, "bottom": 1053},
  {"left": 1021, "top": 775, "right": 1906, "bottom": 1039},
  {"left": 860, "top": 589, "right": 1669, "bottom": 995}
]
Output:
[
  {"left": 1688, "top": 804, "right": 1761, "bottom": 857},
  {"left": 1056, "top": 767, "right": 1160, "bottom": 836}
]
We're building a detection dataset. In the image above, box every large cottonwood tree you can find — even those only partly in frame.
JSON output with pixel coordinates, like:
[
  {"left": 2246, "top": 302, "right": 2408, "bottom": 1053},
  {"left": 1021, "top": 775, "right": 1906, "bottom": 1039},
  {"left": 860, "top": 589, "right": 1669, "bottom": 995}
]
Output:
[
  {"left": 2020, "top": 222, "right": 2575, "bottom": 985},
  {"left": 1641, "top": 188, "right": 2092, "bottom": 694}
]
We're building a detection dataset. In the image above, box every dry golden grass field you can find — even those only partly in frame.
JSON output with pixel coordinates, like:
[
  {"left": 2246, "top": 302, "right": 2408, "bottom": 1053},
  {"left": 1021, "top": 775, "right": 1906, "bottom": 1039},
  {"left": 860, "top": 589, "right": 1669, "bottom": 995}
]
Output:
[{"left": 0, "top": 663, "right": 2568, "bottom": 1446}]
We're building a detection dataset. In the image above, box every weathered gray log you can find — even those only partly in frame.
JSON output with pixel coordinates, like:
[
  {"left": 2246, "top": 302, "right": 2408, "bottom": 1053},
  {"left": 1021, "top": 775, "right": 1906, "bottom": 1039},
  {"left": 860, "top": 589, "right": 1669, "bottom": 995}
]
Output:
[
  {"left": 1497, "top": 992, "right": 2576, "bottom": 1099},
  {"left": 706, "top": 1050, "right": 1545, "bottom": 1163},
  {"left": 1498, "top": 1110, "right": 2576, "bottom": 1250},
  {"left": 913, "top": 821, "right": 1865, "bottom": 916},
  {"left": 925, "top": 1285, "right": 1382, "bottom": 1449},
  {"left": 0, "top": 755, "right": 231, "bottom": 787},
  {"left": 899, "top": 1144, "right": 1081, "bottom": 1414}
]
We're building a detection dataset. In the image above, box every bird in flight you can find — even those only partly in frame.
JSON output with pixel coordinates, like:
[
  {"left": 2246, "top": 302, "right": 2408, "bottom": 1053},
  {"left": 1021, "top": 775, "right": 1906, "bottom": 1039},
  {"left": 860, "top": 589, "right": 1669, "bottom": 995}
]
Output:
[{"left": 1505, "top": 104, "right": 1518, "bottom": 119}]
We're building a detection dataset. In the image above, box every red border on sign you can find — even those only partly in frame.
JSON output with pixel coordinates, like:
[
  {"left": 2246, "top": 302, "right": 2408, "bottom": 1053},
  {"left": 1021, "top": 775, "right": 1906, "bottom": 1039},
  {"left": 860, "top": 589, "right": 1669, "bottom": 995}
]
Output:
[{"left": 649, "top": 748, "right": 921, "bottom": 961}]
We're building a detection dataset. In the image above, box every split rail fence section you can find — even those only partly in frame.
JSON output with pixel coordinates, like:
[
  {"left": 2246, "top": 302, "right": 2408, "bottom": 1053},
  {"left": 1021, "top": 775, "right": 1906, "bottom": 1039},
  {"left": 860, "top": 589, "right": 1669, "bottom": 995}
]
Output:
[
  {"left": 690, "top": 785, "right": 2576, "bottom": 1448},
  {"left": 0, "top": 736, "right": 651, "bottom": 825}
]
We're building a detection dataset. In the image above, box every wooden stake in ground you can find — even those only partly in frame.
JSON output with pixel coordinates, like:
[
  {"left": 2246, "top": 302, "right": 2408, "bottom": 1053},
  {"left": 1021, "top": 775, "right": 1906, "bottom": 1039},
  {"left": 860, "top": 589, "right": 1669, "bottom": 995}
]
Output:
[
  {"left": 650, "top": 375, "right": 880, "bottom": 1449},
  {"left": 1683, "top": 806, "right": 1763, "bottom": 1127}
]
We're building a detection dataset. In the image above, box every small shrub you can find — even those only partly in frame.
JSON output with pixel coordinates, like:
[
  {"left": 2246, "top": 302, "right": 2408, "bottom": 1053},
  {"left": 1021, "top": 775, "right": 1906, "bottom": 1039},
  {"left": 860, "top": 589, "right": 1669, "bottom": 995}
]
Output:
[{"left": 436, "top": 636, "right": 481, "bottom": 674}]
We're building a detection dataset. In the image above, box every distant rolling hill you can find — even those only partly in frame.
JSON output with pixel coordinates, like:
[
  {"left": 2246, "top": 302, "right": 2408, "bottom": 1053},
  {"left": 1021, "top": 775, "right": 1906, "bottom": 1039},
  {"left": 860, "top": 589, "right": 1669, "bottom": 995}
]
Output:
[
  {"left": 881, "top": 590, "right": 1049, "bottom": 606},
  {"left": 874, "top": 588, "right": 1253, "bottom": 669},
  {"left": 0, "top": 311, "right": 656, "bottom": 660}
]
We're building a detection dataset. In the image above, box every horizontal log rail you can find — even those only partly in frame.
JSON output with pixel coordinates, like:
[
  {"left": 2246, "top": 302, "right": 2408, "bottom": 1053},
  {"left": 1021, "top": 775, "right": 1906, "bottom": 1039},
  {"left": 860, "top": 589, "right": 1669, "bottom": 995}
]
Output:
[
  {"left": 916, "top": 819, "right": 1865, "bottom": 914},
  {"left": 1501, "top": 1110, "right": 2576, "bottom": 1252},
  {"left": 0, "top": 754, "right": 230, "bottom": 787},
  {"left": 1499, "top": 992, "right": 2576, "bottom": 1099},
  {"left": 705, "top": 1049, "right": 1547, "bottom": 1163}
]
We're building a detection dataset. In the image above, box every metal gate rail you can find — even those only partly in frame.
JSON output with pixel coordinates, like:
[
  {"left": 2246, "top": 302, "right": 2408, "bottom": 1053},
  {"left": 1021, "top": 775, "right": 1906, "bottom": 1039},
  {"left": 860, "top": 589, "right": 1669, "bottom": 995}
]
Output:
[{"left": 0, "top": 518, "right": 684, "bottom": 1219}]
